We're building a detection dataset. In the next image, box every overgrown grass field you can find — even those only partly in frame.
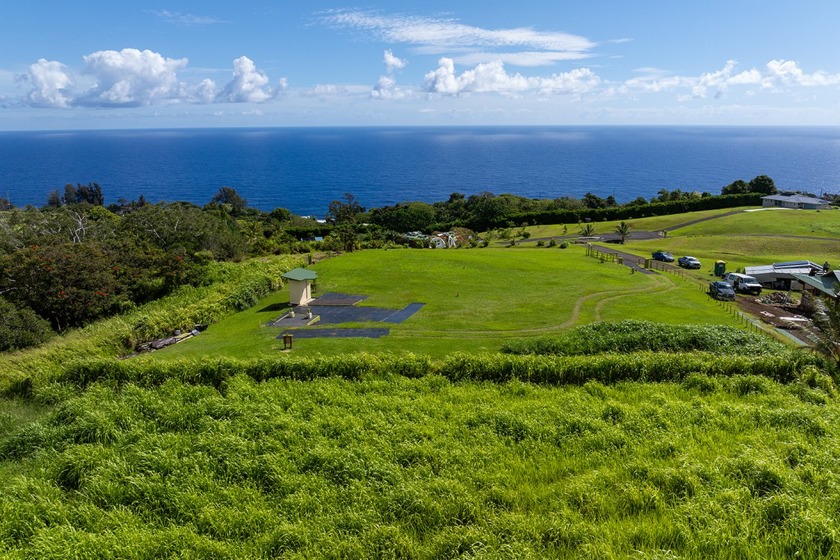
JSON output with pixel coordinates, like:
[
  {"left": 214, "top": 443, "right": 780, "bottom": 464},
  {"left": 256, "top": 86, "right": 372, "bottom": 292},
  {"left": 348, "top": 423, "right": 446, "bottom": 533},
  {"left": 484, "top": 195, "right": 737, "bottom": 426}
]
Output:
[
  {"left": 153, "top": 247, "right": 744, "bottom": 359},
  {"left": 1, "top": 370, "right": 838, "bottom": 558}
]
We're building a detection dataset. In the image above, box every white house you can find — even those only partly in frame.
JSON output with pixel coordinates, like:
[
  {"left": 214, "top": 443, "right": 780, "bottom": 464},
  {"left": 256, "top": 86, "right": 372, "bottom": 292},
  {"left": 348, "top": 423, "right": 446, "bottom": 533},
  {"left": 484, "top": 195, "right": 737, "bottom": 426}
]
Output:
[{"left": 761, "top": 194, "right": 831, "bottom": 210}]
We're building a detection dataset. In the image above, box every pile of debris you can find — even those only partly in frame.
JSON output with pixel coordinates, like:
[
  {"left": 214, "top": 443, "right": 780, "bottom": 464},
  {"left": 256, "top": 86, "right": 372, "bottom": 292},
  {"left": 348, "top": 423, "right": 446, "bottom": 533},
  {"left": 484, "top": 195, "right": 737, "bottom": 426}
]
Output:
[
  {"left": 759, "top": 291, "right": 795, "bottom": 306},
  {"left": 136, "top": 324, "right": 207, "bottom": 353}
]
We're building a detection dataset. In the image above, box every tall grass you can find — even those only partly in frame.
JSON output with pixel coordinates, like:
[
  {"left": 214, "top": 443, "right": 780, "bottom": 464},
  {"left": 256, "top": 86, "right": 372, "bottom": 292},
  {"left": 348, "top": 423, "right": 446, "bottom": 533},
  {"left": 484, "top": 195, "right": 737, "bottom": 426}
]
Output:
[
  {"left": 1, "top": 374, "right": 839, "bottom": 558},
  {"left": 501, "top": 320, "right": 786, "bottom": 356},
  {"left": 58, "top": 349, "right": 825, "bottom": 393}
]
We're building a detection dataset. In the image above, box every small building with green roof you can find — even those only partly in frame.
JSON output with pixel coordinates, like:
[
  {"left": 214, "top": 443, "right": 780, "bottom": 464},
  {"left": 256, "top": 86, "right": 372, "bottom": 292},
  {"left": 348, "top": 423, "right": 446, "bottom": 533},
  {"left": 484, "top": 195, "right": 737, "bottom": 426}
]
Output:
[{"left": 282, "top": 267, "right": 318, "bottom": 306}]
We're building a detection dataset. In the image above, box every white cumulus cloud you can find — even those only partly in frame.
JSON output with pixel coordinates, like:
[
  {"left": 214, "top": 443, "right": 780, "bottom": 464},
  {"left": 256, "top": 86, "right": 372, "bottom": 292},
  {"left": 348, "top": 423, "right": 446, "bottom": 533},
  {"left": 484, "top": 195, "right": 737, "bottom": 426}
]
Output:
[
  {"left": 25, "top": 59, "right": 72, "bottom": 107},
  {"left": 423, "top": 57, "right": 600, "bottom": 96},
  {"left": 384, "top": 50, "right": 407, "bottom": 72},
  {"left": 371, "top": 75, "right": 407, "bottom": 99},
  {"left": 79, "top": 48, "right": 188, "bottom": 106},
  {"left": 765, "top": 59, "right": 840, "bottom": 87},
  {"left": 220, "top": 56, "right": 273, "bottom": 102}
]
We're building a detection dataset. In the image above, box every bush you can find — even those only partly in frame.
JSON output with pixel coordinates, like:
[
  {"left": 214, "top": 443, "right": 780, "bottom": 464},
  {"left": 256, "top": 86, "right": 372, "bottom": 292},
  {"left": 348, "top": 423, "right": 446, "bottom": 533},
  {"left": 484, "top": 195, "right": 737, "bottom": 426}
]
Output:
[{"left": 0, "top": 298, "right": 54, "bottom": 352}]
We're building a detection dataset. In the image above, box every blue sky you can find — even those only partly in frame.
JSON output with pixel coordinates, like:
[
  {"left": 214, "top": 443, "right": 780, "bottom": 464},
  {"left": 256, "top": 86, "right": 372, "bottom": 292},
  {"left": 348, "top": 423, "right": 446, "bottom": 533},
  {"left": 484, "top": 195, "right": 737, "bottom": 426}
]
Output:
[{"left": 1, "top": 1, "right": 839, "bottom": 129}]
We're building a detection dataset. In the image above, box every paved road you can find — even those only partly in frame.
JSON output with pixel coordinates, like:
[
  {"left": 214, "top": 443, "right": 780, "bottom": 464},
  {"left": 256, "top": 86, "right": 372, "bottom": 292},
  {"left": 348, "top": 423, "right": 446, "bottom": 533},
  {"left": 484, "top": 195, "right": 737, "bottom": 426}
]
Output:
[{"left": 588, "top": 244, "right": 658, "bottom": 274}]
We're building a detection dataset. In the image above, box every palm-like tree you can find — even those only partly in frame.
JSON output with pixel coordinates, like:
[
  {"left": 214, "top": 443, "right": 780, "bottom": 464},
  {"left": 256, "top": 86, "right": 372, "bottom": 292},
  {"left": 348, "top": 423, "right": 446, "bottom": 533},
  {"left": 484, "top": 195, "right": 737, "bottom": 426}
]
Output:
[
  {"left": 579, "top": 223, "right": 596, "bottom": 237},
  {"left": 614, "top": 221, "right": 631, "bottom": 244}
]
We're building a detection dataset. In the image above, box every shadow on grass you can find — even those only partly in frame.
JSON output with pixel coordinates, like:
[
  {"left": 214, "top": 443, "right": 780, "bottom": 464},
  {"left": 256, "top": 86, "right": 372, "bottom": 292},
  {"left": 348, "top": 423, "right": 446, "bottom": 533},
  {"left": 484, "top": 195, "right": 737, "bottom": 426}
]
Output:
[{"left": 257, "top": 303, "right": 289, "bottom": 313}]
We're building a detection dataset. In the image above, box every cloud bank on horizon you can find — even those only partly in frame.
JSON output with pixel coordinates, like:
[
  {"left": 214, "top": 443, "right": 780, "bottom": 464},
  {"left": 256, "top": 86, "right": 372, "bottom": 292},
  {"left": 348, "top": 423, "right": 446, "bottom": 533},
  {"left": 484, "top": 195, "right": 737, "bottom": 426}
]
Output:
[{"left": 2, "top": 4, "right": 840, "bottom": 127}]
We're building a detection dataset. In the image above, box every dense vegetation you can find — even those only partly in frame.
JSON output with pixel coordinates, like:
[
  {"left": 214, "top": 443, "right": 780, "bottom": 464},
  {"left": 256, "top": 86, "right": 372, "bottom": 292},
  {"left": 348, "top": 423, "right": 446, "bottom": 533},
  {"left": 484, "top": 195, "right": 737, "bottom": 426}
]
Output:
[{"left": 0, "top": 255, "right": 301, "bottom": 396}]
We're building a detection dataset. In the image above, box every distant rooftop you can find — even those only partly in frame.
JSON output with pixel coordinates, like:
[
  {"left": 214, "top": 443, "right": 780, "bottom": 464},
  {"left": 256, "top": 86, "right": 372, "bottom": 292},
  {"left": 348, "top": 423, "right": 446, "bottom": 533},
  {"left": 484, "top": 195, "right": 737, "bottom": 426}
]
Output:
[{"left": 762, "top": 194, "right": 831, "bottom": 205}]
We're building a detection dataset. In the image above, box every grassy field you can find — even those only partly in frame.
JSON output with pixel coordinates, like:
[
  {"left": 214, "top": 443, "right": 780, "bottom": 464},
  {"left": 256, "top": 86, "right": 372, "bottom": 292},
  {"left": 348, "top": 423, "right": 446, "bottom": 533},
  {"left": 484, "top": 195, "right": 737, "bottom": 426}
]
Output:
[
  {"left": 1, "top": 208, "right": 839, "bottom": 559},
  {"left": 1, "top": 373, "right": 838, "bottom": 558},
  {"left": 616, "top": 208, "right": 840, "bottom": 277},
  {"left": 516, "top": 207, "right": 756, "bottom": 240},
  {"left": 673, "top": 208, "right": 840, "bottom": 238},
  {"left": 151, "top": 247, "right": 744, "bottom": 360}
]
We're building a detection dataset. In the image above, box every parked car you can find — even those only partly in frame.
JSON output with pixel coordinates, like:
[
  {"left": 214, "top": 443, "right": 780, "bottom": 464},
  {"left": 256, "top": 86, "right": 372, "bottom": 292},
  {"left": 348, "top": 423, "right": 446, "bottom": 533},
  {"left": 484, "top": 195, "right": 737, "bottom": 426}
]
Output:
[
  {"left": 722, "top": 272, "right": 763, "bottom": 295},
  {"left": 652, "top": 251, "right": 675, "bottom": 262},
  {"left": 678, "top": 256, "right": 702, "bottom": 269},
  {"left": 709, "top": 281, "right": 736, "bottom": 301}
]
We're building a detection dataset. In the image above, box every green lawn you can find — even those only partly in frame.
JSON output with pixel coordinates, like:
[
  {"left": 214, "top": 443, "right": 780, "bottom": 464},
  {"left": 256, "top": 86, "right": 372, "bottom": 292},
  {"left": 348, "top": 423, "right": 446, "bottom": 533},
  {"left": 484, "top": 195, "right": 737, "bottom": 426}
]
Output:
[
  {"left": 152, "top": 247, "right": 743, "bottom": 360},
  {"left": 616, "top": 208, "right": 840, "bottom": 276},
  {"left": 673, "top": 207, "right": 840, "bottom": 238},
  {"left": 517, "top": 207, "right": 757, "bottom": 240}
]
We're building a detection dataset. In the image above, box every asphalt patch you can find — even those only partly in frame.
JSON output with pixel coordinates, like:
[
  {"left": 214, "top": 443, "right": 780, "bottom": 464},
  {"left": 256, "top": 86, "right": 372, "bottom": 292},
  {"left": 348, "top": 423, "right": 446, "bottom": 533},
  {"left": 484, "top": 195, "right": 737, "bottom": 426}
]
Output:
[{"left": 279, "top": 328, "right": 390, "bottom": 339}]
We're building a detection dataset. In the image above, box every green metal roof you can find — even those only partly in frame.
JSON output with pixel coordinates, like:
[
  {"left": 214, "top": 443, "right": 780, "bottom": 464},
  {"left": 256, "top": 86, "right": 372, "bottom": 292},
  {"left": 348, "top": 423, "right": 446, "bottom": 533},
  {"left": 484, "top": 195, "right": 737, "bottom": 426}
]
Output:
[
  {"left": 282, "top": 268, "right": 318, "bottom": 282},
  {"left": 791, "top": 272, "right": 840, "bottom": 298}
]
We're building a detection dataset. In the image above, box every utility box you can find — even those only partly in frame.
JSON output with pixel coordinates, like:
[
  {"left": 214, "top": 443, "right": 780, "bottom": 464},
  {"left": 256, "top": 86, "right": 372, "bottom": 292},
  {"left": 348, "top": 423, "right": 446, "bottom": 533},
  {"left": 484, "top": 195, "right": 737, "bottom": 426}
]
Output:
[
  {"left": 714, "top": 261, "right": 726, "bottom": 277},
  {"left": 282, "top": 268, "right": 318, "bottom": 306}
]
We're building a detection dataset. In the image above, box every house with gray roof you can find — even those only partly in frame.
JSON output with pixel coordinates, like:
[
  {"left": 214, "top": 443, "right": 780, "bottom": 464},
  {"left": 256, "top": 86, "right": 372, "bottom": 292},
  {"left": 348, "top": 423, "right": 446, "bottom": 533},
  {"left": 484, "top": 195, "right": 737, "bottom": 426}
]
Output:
[{"left": 761, "top": 194, "right": 831, "bottom": 209}]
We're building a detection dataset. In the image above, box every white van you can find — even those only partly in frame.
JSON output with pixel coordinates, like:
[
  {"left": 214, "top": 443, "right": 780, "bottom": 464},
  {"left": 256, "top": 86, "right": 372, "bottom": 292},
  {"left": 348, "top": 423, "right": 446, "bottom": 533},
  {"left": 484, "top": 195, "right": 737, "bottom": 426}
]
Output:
[{"left": 723, "top": 272, "right": 763, "bottom": 295}]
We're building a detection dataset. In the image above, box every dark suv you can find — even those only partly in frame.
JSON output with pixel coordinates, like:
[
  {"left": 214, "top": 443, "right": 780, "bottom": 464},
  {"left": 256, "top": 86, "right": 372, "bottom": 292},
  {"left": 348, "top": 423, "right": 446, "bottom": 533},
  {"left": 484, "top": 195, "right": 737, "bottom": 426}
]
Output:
[
  {"left": 709, "top": 281, "right": 736, "bottom": 301},
  {"left": 652, "top": 251, "right": 675, "bottom": 262}
]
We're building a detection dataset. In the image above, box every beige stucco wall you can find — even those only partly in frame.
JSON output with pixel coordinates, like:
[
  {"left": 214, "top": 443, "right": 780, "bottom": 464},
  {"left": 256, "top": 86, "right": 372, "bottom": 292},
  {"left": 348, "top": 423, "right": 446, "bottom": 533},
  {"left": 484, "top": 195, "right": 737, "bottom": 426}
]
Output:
[{"left": 289, "top": 280, "right": 312, "bottom": 306}]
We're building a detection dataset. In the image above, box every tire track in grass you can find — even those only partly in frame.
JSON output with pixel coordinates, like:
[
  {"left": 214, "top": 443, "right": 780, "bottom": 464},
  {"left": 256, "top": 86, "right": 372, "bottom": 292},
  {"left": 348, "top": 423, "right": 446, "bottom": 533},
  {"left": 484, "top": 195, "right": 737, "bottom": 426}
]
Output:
[{"left": 389, "top": 273, "right": 677, "bottom": 340}]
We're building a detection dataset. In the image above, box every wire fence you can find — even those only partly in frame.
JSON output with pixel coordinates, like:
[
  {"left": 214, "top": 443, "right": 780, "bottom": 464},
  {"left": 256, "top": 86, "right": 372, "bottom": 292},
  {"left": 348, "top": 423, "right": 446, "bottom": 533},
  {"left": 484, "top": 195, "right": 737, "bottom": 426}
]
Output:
[{"left": 585, "top": 244, "right": 772, "bottom": 338}]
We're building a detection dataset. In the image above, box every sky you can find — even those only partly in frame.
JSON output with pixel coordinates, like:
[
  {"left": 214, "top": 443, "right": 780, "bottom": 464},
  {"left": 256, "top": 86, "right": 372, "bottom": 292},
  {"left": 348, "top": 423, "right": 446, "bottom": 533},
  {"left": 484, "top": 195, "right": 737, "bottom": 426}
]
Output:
[{"left": 1, "top": 1, "right": 839, "bottom": 130}]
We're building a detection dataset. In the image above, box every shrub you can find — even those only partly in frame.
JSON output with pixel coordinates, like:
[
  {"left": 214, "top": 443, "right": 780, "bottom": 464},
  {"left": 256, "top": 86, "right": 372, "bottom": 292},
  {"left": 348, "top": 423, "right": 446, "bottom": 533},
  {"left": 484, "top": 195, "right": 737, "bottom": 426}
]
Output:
[{"left": 0, "top": 298, "right": 54, "bottom": 352}]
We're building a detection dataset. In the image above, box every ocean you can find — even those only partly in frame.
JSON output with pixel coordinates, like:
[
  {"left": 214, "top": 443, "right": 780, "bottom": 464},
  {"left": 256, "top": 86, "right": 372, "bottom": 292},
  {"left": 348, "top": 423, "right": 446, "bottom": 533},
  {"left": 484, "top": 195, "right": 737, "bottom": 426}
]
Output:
[{"left": 1, "top": 126, "right": 838, "bottom": 216}]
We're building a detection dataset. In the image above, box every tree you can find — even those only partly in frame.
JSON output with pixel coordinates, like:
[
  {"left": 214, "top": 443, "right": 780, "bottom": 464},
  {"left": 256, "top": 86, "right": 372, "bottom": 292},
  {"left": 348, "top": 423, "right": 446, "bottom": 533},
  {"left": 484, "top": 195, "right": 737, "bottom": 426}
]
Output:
[
  {"left": 63, "top": 183, "right": 105, "bottom": 206},
  {"left": 579, "top": 223, "right": 596, "bottom": 237},
  {"left": 0, "top": 197, "right": 12, "bottom": 211},
  {"left": 369, "top": 202, "right": 436, "bottom": 233},
  {"left": 328, "top": 193, "right": 365, "bottom": 225},
  {"left": 721, "top": 179, "right": 748, "bottom": 195},
  {"left": 582, "top": 192, "right": 607, "bottom": 209},
  {"left": 1, "top": 242, "right": 123, "bottom": 331},
  {"left": 46, "top": 190, "right": 62, "bottom": 208},
  {"left": 210, "top": 186, "right": 248, "bottom": 216},
  {"left": 614, "top": 221, "right": 631, "bottom": 244},
  {"left": 121, "top": 202, "right": 245, "bottom": 260},
  {"left": 748, "top": 175, "right": 778, "bottom": 195}
]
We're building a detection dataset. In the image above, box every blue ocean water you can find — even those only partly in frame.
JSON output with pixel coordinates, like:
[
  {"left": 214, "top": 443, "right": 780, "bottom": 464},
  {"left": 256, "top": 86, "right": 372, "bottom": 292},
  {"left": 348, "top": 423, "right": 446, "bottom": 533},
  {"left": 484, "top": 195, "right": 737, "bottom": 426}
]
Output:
[{"left": 1, "top": 126, "right": 838, "bottom": 216}]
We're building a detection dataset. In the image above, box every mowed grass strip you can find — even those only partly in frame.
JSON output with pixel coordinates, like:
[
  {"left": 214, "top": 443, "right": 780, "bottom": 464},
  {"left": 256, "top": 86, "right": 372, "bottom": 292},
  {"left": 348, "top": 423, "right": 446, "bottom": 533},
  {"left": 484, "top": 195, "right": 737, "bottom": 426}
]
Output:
[
  {"left": 1, "top": 374, "right": 838, "bottom": 558},
  {"left": 519, "top": 206, "right": 757, "bottom": 240},
  {"left": 672, "top": 208, "right": 840, "bottom": 238},
  {"left": 153, "top": 247, "right": 744, "bottom": 359}
]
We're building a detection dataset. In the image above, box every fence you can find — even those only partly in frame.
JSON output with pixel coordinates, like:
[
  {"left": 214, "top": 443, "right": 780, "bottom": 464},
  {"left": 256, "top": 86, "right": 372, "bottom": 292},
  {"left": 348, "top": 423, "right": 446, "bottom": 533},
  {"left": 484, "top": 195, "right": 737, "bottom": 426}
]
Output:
[{"left": 585, "top": 244, "right": 778, "bottom": 340}]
